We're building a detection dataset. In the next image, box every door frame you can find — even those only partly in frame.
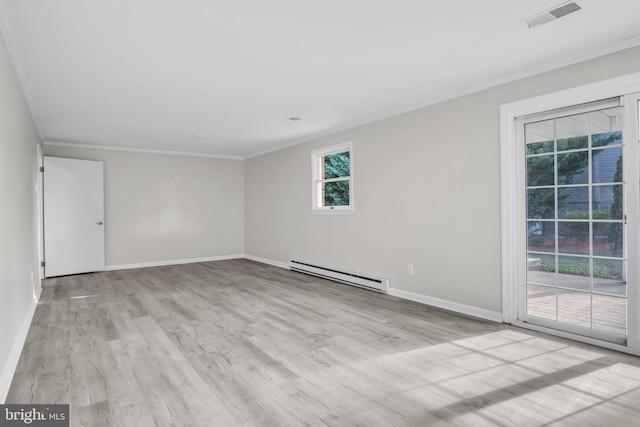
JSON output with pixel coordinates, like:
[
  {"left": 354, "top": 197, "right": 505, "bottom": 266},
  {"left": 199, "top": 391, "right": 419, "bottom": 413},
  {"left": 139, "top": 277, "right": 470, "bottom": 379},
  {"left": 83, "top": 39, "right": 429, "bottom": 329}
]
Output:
[
  {"left": 37, "top": 144, "right": 44, "bottom": 279},
  {"left": 500, "top": 72, "right": 640, "bottom": 355}
]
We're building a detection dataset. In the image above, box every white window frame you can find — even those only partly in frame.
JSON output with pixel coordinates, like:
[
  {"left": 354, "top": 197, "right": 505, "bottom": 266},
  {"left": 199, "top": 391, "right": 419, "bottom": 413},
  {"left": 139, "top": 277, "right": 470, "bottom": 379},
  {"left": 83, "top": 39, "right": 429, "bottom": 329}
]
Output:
[
  {"left": 500, "top": 72, "right": 640, "bottom": 356},
  {"left": 311, "top": 141, "right": 354, "bottom": 214}
]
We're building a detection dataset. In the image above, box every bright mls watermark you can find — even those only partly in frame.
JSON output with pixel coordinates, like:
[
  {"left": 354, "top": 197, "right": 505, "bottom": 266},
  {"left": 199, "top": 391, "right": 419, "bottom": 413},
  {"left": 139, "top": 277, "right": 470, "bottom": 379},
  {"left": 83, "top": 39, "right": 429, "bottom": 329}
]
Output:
[{"left": 0, "top": 405, "right": 68, "bottom": 426}]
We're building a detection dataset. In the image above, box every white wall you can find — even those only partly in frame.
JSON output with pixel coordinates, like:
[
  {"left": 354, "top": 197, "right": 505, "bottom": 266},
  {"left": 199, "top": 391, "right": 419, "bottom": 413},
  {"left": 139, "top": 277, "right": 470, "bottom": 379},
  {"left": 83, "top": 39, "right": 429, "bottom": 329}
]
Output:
[
  {"left": 0, "top": 31, "right": 42, "bottom": 402},
  {"left": 245, "top": 45, "right": 640, "bottom": 315},
  {"left": 43, "top": 146, "right": 245, "bottom": 268}
]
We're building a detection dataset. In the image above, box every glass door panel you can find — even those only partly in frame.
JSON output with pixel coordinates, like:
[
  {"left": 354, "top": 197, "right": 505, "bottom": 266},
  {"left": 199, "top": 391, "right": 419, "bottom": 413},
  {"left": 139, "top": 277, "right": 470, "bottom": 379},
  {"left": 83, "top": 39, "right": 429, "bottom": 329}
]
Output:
[{"left": 524, "top": 106, "right": 627, "bottom": 341}]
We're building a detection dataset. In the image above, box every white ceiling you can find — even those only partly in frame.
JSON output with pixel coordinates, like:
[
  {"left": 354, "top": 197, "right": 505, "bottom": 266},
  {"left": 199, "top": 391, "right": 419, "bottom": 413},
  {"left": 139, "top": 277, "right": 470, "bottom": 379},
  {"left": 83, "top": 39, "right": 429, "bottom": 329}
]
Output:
[{"left": 2, "top": 1, "right": 640, "bottom": 159}]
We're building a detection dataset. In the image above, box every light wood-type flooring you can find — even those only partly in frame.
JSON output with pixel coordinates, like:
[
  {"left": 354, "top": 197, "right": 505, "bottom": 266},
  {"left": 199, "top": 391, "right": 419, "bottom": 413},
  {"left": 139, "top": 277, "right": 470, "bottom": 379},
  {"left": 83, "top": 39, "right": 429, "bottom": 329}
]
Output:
[{"left": 7, "top": 259, "right": 640, "bottom": 426}]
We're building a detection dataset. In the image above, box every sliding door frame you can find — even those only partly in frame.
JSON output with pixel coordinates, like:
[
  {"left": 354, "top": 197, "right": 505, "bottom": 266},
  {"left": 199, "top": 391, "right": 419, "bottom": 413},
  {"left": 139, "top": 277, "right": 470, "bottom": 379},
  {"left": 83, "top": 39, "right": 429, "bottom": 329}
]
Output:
[{"left": 500, "top": 72, "right": 640, "bottom": 355}]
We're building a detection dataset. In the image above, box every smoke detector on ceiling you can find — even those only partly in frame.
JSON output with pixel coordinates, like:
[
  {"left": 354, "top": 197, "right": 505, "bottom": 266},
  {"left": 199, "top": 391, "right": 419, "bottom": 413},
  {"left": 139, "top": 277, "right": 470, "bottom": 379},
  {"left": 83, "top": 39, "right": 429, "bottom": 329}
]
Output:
[{"left": 524, "top": 1, "right": 582, "bottom": 29}]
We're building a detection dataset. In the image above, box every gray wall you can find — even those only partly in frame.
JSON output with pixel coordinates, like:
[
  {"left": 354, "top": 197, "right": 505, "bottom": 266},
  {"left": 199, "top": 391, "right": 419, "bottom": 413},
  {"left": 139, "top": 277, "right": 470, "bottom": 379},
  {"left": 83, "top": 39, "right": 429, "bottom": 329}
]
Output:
[
  {"left": 44, "top": 146, "right": 245, "bottom": 268},
  {"left": 244, "top": 45, "right": 640, "bottom": 314},
  {"left": 0, "top": 31, "right": 42, "bottom": 401}
]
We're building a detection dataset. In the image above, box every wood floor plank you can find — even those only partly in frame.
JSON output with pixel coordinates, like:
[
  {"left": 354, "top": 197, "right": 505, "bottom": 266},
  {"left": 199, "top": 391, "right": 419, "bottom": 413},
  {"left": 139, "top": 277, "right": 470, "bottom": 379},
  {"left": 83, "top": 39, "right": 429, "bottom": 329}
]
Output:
[{"left": 6, "top": 259, "right": 640, "bottom": 426}]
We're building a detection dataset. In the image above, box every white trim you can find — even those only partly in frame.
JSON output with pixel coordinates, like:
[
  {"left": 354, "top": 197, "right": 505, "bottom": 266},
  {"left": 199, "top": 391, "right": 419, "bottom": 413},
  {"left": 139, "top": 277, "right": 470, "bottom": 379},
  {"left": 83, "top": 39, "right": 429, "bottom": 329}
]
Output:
[
  {"left": 500, "top": 105, "right": 519, "bottom": 323},
  {"left": 623, "top": 92, "right": 640, "bottom": 349},
  {"left": 44, "top": 140, "right": 243, "bottom": 161},
  {"left": 500, "top": 73, "right": 640, "bottom": 119},
  {"left": 388, "top": 288, "right": 503, "bottom": 323},
  {"left": 245, "top": 38, "right": 640, "bottom": 160},
  {"left": 0, "top": 286, "right": 42, "bottom": 404},
  {"left": 311, "top": 142, "right": 352, "bottom": 158},
  {"left": 0, "top": 0, "right": 45, "bottom": 142},
  {"left": 107, "top": 254, "right": 292, "bottom": 272},
  {"left": 243, "top": 254, "right": 290, "bottom": 270},
  {"left": 105, "top": 254, "right": 244, "bottom": 271},
  {"left": 2, "top": 0, "right": 639, "bottom": 164},
  {"left": 245, "top": 255, "right": 503, "bottom": 322},
  {"left": 311, "top": 209, "right": 354, "bottom": 215},
  {"left": 311, "top": 141, "right": 353, "bottom": 213},
  {"left": 500, "top": 72, "right": 640, "bottom": 351},
  {"left": 36, "top": 144, "right": 45, "bottom": 280},
  {"left": 4, "top": 0, "right": 638, "bottom": 165},
  {"left": 453, "top": 37, "right": 640, "bottom": 117},
  {"left": 513, "top": 320, "right": 640, "bottom": 357}
]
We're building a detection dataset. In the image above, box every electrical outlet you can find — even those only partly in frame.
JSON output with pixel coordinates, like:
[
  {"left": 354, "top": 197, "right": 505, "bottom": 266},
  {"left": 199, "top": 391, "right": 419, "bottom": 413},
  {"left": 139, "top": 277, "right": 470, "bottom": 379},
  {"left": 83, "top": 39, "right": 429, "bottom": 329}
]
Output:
[{"left": 407, "top": 264, "right": 414, "bottom": 275}]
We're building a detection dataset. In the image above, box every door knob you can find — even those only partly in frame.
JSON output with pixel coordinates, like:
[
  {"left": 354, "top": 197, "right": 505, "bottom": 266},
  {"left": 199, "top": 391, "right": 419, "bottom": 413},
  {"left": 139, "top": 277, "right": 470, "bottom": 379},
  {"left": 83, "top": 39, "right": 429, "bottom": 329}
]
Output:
[{"left": 95, "top": 221, "right": 103, "bottom": 225}]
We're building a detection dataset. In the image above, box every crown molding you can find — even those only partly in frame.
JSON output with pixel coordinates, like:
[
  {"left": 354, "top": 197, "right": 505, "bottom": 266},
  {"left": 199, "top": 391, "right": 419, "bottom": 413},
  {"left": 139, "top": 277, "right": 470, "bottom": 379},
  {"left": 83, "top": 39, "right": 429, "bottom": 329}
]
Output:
[
  {"left": 44, "top": 140, "right": 244, "bottom": 160},
  {"left": 246, "top": 35, "right": 640, "bottom": 159},
  {"left": 0, "top": 0, "right": 45, "bottom": 141},
  {"left": 2, "top": 0, "right": 639, "bottom": 160}
]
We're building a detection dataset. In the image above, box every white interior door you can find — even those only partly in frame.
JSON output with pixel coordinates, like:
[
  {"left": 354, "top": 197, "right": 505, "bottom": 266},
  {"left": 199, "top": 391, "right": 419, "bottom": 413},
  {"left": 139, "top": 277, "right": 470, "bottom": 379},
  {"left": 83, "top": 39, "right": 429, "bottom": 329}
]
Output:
[{"left": 44, "top": 156, "right": 105, "bottom": 277}]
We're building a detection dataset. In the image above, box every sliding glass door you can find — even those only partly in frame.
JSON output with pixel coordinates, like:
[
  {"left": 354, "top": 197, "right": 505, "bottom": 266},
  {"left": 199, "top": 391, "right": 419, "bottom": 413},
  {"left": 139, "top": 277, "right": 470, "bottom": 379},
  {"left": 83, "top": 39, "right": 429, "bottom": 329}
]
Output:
[{"left": 520, "top": 99, "right": 636, "bottom": 344}]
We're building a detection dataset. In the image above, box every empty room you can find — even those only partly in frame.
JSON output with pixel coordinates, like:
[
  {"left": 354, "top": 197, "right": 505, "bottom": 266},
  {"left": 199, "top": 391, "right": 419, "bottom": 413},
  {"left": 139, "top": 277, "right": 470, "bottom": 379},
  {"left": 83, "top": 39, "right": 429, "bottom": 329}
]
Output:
[{"left": 3, "top": 1, "right": 640, "bottom": 426}]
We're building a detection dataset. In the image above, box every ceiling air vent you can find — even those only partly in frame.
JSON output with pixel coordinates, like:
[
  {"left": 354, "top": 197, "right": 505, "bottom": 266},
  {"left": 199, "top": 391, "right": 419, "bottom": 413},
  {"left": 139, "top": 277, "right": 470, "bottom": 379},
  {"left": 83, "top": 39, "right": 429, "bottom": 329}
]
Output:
[
  {"left": 549, "top": 2, "right": 582, "bottom": 18},
  {"left": 524, "top": 2, "right": 582, "bottom": 29}
]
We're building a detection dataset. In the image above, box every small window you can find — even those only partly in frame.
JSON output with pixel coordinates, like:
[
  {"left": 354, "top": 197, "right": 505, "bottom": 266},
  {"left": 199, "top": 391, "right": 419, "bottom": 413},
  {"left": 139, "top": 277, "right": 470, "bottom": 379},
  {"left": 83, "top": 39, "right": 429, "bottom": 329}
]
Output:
[{"left": 311, "top": 142, "right": 353, "bottom": 213}]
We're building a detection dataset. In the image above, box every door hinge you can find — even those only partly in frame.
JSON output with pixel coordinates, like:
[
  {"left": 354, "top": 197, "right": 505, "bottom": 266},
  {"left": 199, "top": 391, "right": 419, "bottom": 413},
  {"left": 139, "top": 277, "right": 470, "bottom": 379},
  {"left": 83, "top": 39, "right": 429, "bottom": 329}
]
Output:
[
  {"left": 40, "top": 166, "right": 44, "bottom": 172},
  {"left": 41, "top": 261, "right": 45, "bottom": 267}
]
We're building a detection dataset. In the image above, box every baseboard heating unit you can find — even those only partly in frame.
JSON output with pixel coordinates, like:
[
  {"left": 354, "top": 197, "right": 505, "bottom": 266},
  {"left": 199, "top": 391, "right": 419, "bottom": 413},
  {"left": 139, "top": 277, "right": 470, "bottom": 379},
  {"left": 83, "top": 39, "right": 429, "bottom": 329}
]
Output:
[{"left": 290, "top": 260, "right": 389, "bottom": 293}]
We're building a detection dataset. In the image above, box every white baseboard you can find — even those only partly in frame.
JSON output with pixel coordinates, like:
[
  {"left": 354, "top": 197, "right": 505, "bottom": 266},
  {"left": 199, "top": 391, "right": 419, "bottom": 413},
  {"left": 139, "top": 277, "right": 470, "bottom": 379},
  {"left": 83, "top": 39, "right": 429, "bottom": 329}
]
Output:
[
  {"left": 105, "top": 254, "right": 245, "bottom": 271},
  {"left": 388, "top": 288, "right": 503, "bottom": 323},
  {"left": 243, "top": 254, "right": 290, "bottom": 270},
  {"left": 243, "top": 255, "right": 502, "bottom": 323},
  {"left": 0, "top": 286, "right": 42, "bottom": 404}
]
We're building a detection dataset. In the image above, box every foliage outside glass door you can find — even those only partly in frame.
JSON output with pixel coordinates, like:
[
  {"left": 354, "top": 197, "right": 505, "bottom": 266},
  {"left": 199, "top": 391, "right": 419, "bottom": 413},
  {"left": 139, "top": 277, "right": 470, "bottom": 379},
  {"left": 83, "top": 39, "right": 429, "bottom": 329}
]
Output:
[{"left": 525, "top": 107, "right": 627, "bottom": 337}]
